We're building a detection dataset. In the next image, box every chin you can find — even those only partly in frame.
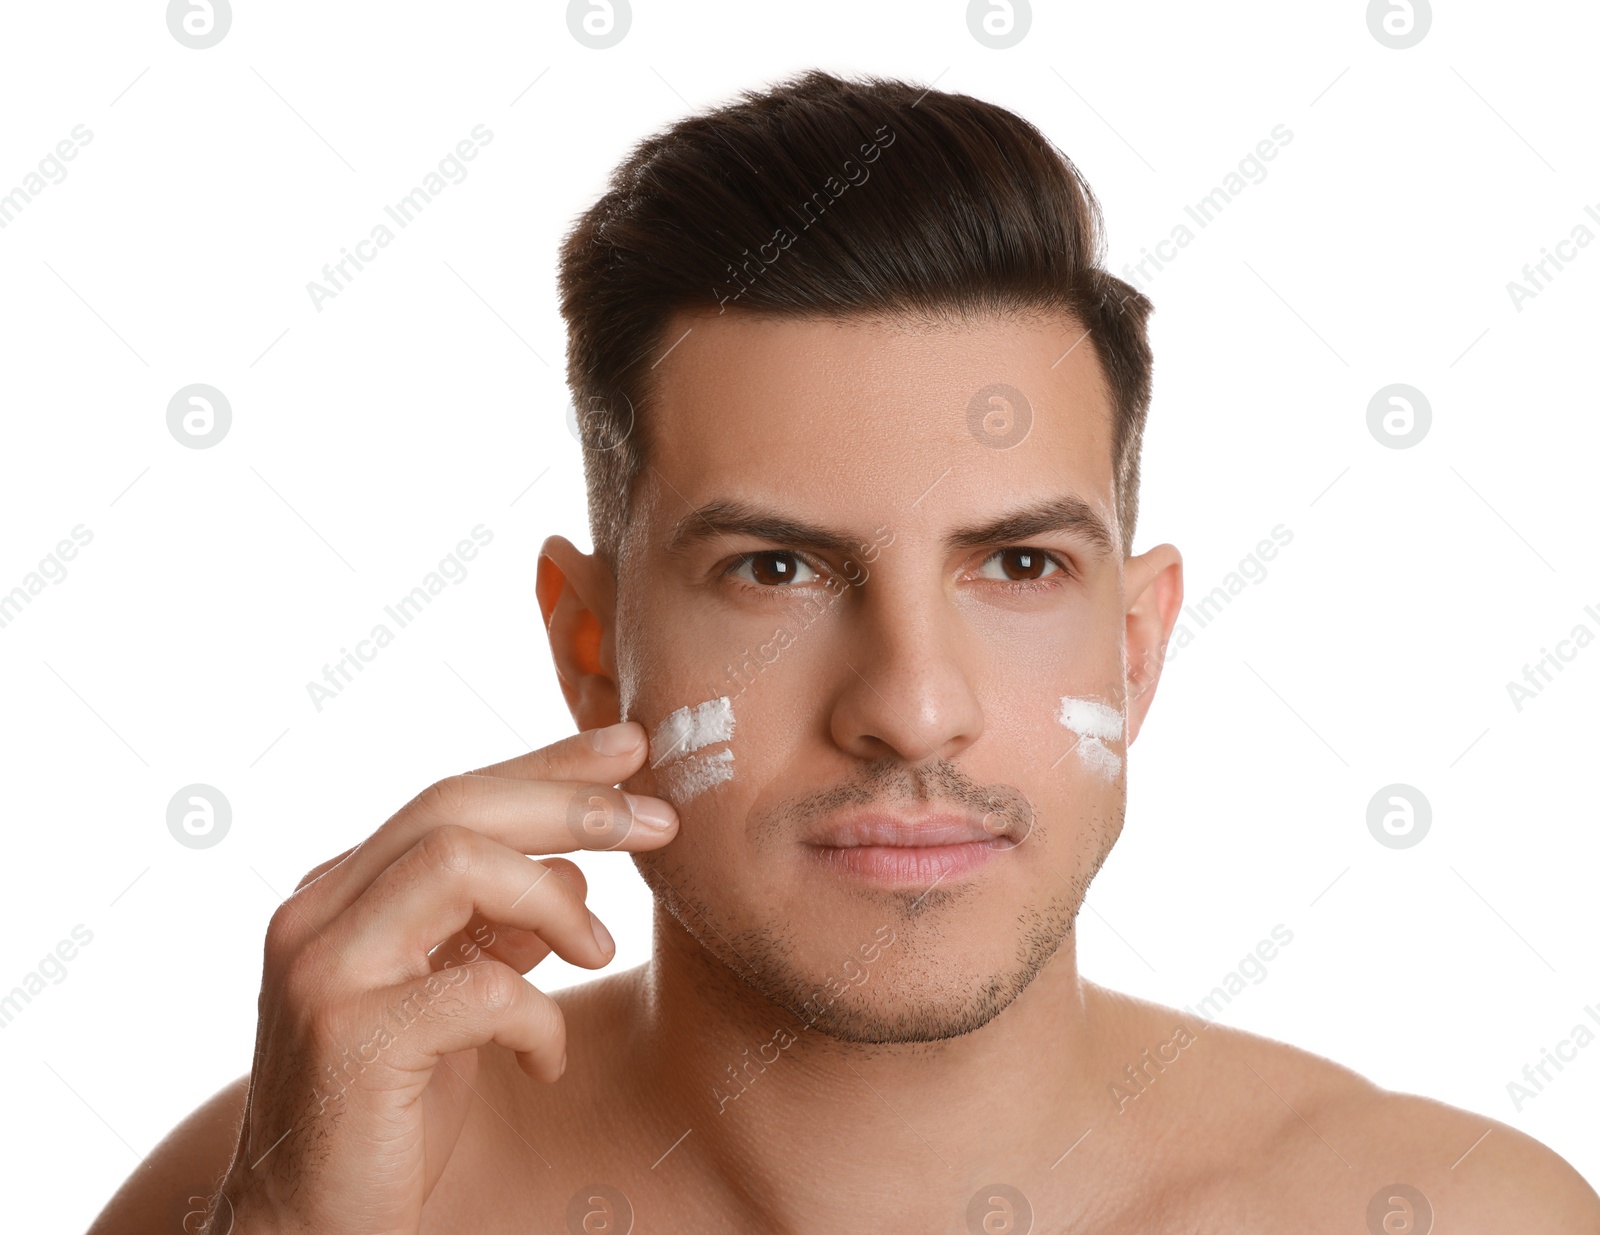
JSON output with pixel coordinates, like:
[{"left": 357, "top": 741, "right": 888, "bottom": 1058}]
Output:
[{"left": 775, "top": 951, "right": 1058, "bottom": 1045}]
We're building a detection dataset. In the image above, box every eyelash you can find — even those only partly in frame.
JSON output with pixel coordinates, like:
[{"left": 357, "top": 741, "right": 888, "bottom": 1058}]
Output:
[
  {"left": 983, "top": 548, "right": 1073, "bottom": 592},
  {"left": 719, "top": 552, "right": 825, "bottom": 595},
  {"left": 719, "top": 548, "right": 1074, "bottom": 596}
]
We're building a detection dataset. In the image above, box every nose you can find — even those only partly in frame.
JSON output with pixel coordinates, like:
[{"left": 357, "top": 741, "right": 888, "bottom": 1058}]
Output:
[{"left": 829, "top": 578, "right": 985, "bottom": 764}]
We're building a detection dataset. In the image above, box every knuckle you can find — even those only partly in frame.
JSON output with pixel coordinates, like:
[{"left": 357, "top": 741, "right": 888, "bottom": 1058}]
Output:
[
  {"left": 418, "top": 773, "right": 477, "bottom": 821},
  {"left": 415, "top": 823, "right": 476, "bottom": 878},
  {"left": 470, "top": 961, "right": 520, "bottom": 1015},
  {"left": 264, "top": 896, "right": 307, "bottom": 960},
  {"left": 543, "top": 856, "right": 589, "bottom": 901}
]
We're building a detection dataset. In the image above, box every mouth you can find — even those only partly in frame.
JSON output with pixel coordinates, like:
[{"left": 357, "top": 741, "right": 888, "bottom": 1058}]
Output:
[{"left": 804, "top": 810, "right": 1011, "bottom": 888}]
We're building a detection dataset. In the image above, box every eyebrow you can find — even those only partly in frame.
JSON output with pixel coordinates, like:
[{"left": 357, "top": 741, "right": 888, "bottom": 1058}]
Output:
[
  {"left": 946, "top": 495, "right": 1117, "bottom": 558},
  {"left": 663, "top": 494, "right": 1117, "bottom": 560}
]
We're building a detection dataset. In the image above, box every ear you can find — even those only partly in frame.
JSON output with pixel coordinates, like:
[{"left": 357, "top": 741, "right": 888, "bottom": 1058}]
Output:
[
  {"left": 1122, "top": 542, "right": 1183, "bottom": 744},
  {"left": 536, "top": 535, "right": 621, "bottom": 732}
]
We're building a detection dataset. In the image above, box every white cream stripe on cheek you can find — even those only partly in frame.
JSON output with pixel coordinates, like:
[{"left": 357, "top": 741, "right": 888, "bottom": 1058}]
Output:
[
  {"left": 649, "top": 696, "right": 736, "bottom": 803},
  {"left": 1074, "top": 737, "right": 1123, "bottom": 781},
  {"left": 1057, "top": 695, "right": 1125, "bottom": 781},
  {"left": 650, "top": 697, "right": 736, "bottom": 766},
  {"left": 659, "top": 748, "right": 735, "bottom": 801}
]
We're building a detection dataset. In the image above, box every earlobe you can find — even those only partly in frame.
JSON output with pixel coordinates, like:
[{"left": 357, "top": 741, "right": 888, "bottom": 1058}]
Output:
[
  {"left": 536, "top": 536, "right": 621, "bottom": 730},
  {"left": 1122, "top": 543, "right": 1184, "bottom": 743}
]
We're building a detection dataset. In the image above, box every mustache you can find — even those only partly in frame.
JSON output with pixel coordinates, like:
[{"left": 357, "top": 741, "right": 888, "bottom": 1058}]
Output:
[{"left": 753, "top": 757, "right": 1035, "bottom": 843}]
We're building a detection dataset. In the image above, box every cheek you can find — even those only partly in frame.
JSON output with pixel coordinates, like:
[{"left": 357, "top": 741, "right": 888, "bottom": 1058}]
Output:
[
  {"left": 987, "top": 593, "right": 1128, "bottom": 784},
  {"left": 656, "top": 750, "right": 736, "bottom": 801},
  {"left": 1055, "top": 695, "right": 1126, "bottom": 783},
  {"left": 640, "top": 695, "right": 738, "bottom": 809},
  {"left": 650, "top": 696, "right": 734, "bottom": 763},
  {"left": 966, "top": 683, "right": 1125, "bottom": 854}
]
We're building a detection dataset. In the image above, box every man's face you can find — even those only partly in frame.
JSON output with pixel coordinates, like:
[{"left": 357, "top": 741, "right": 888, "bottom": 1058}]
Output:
[{"left": 612, "top": 309, "right": 1147, "bottom": 1044}]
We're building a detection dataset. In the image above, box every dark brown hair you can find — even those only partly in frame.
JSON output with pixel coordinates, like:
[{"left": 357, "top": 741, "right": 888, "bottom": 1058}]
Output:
[{"left": 558, "top": 69, "right": 1154, "bottom": 567}]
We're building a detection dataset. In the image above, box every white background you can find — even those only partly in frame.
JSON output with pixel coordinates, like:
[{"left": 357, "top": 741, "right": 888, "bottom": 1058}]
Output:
[{"left": 0, "top": 1, "right": 1595, "bottom": 1228}]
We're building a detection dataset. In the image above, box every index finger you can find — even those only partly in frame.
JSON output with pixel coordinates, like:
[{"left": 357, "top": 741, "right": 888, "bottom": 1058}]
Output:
[
  {"left": 469, "top": 721, "right": 647, "bottom": 781},
  {"left": 288, "top": 723, "right": 652, "bottom": 908},
  {"left": 297, "top": 779, "right": 675, "bottom": 933}
]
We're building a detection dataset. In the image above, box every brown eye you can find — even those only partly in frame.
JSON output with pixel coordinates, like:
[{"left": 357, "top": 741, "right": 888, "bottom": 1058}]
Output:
[
  {"left": 734, "top": 551, "right": 816, "bottom": 587},
  {"left": 978, "top": 548, "right": 1062, "bottom": 582}
]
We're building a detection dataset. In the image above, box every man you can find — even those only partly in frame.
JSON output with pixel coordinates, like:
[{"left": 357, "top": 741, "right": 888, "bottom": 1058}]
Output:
[{"left": 92, "top": 70, "right": 1596, "bottom": 1234}]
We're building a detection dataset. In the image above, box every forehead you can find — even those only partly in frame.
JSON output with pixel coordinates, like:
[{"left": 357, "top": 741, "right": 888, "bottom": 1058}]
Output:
[{"left": 637, "top": 309, "right": 1117, "bottom": 542}]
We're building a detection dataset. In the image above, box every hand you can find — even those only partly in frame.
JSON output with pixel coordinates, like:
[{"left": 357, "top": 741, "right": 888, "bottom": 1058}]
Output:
[{"left": 212, "top": 722, "right": 674, "bottom": 1235}]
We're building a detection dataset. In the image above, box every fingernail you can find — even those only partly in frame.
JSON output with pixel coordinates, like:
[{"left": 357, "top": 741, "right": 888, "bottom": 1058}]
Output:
[
  {"left": 589, "top": 910, "right": 615, "bottom": 956},
  {"left": 558, "top": 1050, "right": 568, "bottom": 1078},
  {"left": 589, "top": 722, "right": 641, "bottom": 756},
  {"left": 624, "top": 793, "right": 677, "bottom": 832}
]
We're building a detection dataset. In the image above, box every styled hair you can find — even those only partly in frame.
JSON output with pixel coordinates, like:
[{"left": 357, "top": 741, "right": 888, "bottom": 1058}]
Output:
[{"left": 557, "top": 68, "right": 1154, "bottom": 567}]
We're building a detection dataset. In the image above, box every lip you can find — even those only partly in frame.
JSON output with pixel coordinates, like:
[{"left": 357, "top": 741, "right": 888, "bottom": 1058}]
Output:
[
  {"left": 809, "top": 811, "right": 1004, "bottom": 848},
  {"left": 805, "top": 810, "right": 1011, "bottom": 888}
]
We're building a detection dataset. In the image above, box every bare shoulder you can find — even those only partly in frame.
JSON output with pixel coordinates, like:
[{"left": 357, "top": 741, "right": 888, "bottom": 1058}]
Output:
[
  {"left": 1319, "top": 1077, "right": 1600, "bottom": 1235},
  {"left": 87, "top": 1073, "right": 249, "bottom": 1235},
  {"left": 1089, "top": 985, "right": 1600, "bottom": 1233}
]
